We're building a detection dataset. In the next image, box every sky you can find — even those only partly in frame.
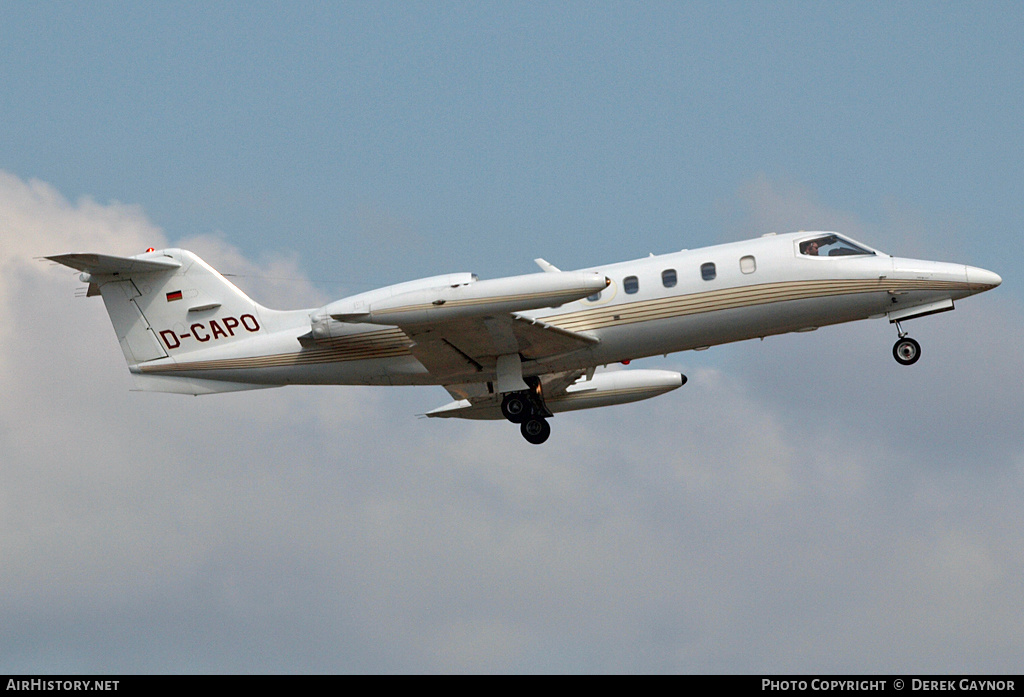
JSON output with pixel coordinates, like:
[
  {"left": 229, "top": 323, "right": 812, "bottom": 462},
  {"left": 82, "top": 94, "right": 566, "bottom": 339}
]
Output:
[{"left": 1, "top": 1, "right": 1023, "bottom": 674}]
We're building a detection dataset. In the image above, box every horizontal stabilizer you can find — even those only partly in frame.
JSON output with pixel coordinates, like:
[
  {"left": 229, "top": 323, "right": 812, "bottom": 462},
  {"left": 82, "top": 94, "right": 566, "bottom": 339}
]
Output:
[{"left": 46, "top": 253, "right": 181, "bottom": 276}]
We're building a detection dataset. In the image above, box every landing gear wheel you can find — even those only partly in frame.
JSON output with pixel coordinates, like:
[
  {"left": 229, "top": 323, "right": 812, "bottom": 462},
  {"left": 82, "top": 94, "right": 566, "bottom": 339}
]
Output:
[
  {"left": 501, "top": 393, "right": 530, "bottom": 423},
  {"left": 520, "top": 417, "right": 551, "bottom": 445},
  {"left": 893, "top": 337, "right": 921, "bottom": 365}
]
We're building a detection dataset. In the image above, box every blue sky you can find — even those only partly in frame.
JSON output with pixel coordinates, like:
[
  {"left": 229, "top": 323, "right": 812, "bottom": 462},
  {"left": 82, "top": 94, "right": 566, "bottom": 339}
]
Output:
[
  {"left": 4, "top": 2, "right": 1020, "bottom": 281},
  {"left": 2, "top": 1, "right": 1022, "bottom": 673}
]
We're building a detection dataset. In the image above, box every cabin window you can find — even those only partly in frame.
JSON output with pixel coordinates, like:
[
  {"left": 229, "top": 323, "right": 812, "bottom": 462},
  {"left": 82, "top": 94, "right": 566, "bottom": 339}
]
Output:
[
  {"left": 623, "top": 276, "right": 639, "bottom": 294},
  {"left": 740, "top": 255, "right": 756, "bottom": 274},
  {"left": 701, "top": 262, "right": 716, "bottom": 281},
  {"left": 662, "top": 269, "right": 677, "bottom": 287},
  {"left": 586, "top": 291, "right": 602, "bottom": 302},
  {"left": 799, "top": 235, "right": 874, "bottom": 257}
]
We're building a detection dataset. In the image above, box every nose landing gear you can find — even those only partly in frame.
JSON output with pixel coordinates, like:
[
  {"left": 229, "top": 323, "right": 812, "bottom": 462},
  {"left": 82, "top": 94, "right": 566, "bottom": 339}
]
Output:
[
  {"left": 891, "top": 320, "right": 921, "bottom": 365},
  {"left": 893, "top": 337, "right": 921, "bottom": 365}
]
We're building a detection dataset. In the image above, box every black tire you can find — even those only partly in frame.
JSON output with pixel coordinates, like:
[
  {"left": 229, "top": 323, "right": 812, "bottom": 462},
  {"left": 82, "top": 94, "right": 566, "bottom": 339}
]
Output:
[
  {"left": 501, "top": 393, "right": 530, "bottom": 423},
  {"left": 893, "top": 337, "right": 921, "bottom": 365},
  {"left": 520, "top": 417, "right": 551, "bottom": 445}
]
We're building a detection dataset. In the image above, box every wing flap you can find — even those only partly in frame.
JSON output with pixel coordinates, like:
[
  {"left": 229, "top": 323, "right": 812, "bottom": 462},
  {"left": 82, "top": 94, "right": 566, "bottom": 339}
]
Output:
[
  {"left": 510, "top": 315, "right": 598, "bottom": 357},
  {"left": 404, "top": 315, "right": 597, "bottom": 382}
]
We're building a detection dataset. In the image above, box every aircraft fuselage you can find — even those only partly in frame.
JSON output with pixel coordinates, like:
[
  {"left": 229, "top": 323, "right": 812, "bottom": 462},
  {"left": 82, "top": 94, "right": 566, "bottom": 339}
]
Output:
[{"left": 130, "top": 231, "right": 997, "bottom": 388}]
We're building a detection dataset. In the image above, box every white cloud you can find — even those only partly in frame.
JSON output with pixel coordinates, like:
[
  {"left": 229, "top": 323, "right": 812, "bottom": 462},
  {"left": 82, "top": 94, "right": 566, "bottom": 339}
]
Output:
[
  {"left": 175, "top": 232, "right": 330, "bottom": 310},
  {"left": 1, "top": 170, "right": 1022, "bottom": 673}
]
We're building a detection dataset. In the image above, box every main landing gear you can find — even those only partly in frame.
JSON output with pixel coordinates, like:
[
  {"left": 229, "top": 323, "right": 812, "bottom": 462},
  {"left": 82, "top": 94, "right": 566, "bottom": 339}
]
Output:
[
  {"left": 519, "top": 415, "right": 551, "bottom": 445},
  {"left": 892, "top": 320, "right": 921, "bottom": 366},
  {"left": 501, "top": 380, "right": 552, "bottom": 445}
]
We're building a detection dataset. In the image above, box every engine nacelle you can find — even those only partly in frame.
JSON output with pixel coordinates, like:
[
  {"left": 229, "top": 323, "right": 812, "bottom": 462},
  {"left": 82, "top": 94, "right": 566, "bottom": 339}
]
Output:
[
  {"left": 426, "top": 369, "right": 686, "bottom": 420},
  {"left": 309, "top": 272, "right": 476, "bottom": 340},
  {"left": 322, "top": 270, "right": 609, "bottom": 326}
]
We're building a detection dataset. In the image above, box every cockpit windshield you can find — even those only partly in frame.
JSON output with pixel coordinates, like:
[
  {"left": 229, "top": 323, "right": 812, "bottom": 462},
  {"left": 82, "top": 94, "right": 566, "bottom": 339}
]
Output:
[{"left": 798, "top": 235, "right": 874, "bottom": 257}]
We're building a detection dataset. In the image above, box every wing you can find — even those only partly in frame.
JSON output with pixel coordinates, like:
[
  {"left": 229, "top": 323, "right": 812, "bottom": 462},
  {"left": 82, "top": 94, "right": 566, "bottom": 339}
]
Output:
[{"left": 315, "top": 268, "right": 607, "bottom": 389}]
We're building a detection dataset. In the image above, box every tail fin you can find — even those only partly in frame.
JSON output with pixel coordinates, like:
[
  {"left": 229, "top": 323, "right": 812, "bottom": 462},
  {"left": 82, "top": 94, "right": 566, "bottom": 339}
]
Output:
[{"left": 48, "top": 247, "right": 271, "bottom": 369}]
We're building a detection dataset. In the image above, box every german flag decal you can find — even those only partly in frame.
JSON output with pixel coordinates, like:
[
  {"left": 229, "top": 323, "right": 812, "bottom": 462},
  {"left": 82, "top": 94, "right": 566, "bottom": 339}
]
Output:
[{"left": 166, "top": 290, "right": 183, "bottom": 302}]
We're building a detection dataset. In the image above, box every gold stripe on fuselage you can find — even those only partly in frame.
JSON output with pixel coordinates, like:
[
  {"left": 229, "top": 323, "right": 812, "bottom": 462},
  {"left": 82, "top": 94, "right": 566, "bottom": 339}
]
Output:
[
  {"left": 543, "top": 277, "right": 969, "bottom": 332},
  {"left": 140, "top": 327, "right": 412, "bottom": 373}
]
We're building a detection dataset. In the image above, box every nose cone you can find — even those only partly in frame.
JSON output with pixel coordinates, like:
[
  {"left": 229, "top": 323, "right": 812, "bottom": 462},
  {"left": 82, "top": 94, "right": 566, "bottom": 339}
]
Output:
[{"left": 966, "top": 265, "right": 1002, "bottom": 292}]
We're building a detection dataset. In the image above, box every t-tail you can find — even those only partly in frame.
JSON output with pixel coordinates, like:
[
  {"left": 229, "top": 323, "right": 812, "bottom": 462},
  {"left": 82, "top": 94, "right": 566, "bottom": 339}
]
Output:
[{"left": 47, "top": 248, "right": 286, "bottom": 395}]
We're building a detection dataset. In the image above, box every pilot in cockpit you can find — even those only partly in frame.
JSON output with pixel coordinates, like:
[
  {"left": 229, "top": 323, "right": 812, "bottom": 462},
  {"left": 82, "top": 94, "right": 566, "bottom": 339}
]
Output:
[
  {"left": 800, "top": 234, "right": 874, "bottom": 258},
  {"left": 800, "top": 239, "right": 822, "bottom": 256}
]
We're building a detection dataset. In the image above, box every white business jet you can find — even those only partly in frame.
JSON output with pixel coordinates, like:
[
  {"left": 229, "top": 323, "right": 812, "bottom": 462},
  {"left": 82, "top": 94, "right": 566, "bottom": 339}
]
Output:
[{"left": 48, "top": 231, "right": 1000, "bottom": 444}]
